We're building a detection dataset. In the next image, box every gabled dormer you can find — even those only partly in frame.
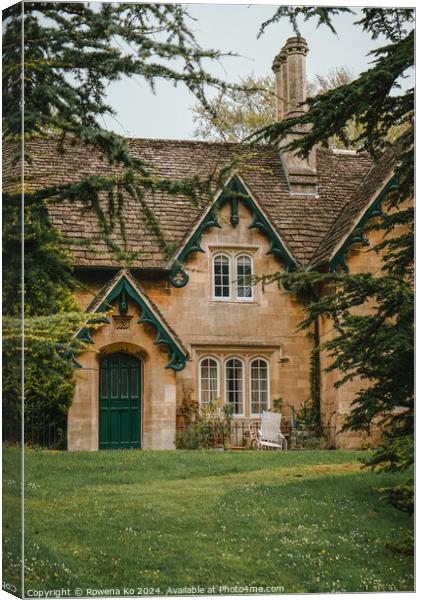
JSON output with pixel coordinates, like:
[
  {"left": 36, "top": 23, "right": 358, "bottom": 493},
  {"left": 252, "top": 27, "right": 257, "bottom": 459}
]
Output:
[{"left": 167, "top": 175, "right": 297, "bottom": 288}]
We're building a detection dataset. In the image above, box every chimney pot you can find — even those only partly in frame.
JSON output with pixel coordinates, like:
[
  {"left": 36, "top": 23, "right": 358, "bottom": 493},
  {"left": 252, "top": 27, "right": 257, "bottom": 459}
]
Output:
[
  {"left": 272, "top": 49, "right": 286, "bottom": 121},
  {"left": 283, "top": 36, "right": 309, "bottom": 116},
  {"left": 272, "top": 36, "right": 317, "bottom": 195}
]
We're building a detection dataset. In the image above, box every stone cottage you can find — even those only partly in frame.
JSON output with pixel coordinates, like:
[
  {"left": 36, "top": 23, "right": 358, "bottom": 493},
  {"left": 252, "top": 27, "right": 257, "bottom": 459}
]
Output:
[{"left": 8, "top": 37, "right": 401, "bottom": 450}]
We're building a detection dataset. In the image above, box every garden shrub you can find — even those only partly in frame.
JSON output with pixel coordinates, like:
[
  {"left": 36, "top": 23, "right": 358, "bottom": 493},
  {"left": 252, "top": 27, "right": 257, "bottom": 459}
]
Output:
[
  {"left": 2, "top": 199, "right": 79, "bottom": 448},
  {"left": 175, "top": 424, "right": 205, "bottom": 450},
  {"left": 175, "top": 399, "right": 233, "bottom": 449}
]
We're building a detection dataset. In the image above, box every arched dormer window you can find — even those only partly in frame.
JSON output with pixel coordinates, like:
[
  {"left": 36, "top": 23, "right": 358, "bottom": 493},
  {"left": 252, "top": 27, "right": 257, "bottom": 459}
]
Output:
[
  {"left": 199, "top": 357, "right": 220, "bottom": 405},
  {"left": 236, "top": 254, "right": 253, "bottom": 301},
  {"left": 249, "top": 357, "right": 270, "bottom": 416},
  {"left": 212, "top": 253, "right": 231, "bottom": 300},
  {"left": 225, "top": 357, "right": 245, "bottom": 416}
]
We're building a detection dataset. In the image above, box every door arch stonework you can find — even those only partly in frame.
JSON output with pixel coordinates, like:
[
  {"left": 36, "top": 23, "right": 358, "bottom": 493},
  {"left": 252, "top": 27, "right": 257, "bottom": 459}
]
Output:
[{"left": 68, "top": 295, "right": 180, "bottom": 451}]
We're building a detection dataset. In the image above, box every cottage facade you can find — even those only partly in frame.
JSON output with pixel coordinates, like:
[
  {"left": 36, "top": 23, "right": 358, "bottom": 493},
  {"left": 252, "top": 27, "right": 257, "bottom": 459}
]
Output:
[{"left": 8, "top": 37, "right": 400, "bottom": 451}]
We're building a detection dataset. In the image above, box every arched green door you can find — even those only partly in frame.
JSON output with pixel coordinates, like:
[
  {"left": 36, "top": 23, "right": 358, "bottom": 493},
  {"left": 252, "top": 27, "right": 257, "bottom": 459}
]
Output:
[{"left": 99, "top": 352, "right": 141, "bottom": 449}]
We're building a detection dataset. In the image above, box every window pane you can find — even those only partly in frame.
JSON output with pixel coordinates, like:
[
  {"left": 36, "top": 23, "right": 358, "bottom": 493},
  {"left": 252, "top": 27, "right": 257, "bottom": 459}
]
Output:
[
  {"left": 213, "top": 255, "right": 230, "bottom": 298},
  {"left": 237, "top": 255, "right": 253, "bottom": 299},
  {"left": 200, "top": 358, "right": 219, "bottom": 404},
  {"left": 250, "top": 359, "right": 269, "bottom": 414},
  {"left": 100, "top": 368, "right": 108, "bottom": 398},
  {"left": 121, "top": 368, "right": 129, "bottom": 398},
  {"left": 110, "top": 367, "right": 118, "bottom": 398},
  {"left": 120, "top": 354, "right": 130, "bottom": 367},
  {"left": 225, "top": 358, "right": 243, "bottom": 415},
  {"left": 131, "top": 368, "right": 139, "bottom": 397}
]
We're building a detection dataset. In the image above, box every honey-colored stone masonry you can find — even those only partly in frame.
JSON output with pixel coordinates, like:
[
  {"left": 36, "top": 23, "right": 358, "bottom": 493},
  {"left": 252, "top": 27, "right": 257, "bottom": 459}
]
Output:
[
  {"left": 72, "top": 197, "right": 407, "bottom": 451},
  {"left": 318, "top": 221, "right": 395, "bottom": 449},
  {"left": 71, "top": 199, "right": 313, "bottom": 449}
]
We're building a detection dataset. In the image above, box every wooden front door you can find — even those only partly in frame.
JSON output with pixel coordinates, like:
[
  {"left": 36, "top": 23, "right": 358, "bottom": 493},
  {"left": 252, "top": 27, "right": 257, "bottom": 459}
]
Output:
[{"left": 99, "top": 352, "right": 141, "bottom": 449}]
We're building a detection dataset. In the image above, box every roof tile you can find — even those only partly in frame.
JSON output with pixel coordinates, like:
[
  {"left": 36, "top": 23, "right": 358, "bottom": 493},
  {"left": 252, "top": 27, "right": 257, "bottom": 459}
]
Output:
[{"left": 4, "top": 136, "right": 374, "bottom": 268}]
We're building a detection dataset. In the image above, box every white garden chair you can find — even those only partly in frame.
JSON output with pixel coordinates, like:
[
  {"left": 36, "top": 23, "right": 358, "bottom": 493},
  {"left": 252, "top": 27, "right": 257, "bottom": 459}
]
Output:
[{"left": 249, "top": 411, "right": 287, "bottom": 450}]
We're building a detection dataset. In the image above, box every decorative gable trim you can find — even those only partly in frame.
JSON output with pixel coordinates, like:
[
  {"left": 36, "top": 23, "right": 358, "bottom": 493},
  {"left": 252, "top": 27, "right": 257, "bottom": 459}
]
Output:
[
  {"left": 168, "top": 175, "right": 297, "bottom": 287},
  {"left": 77, "top": 270, "right": 188, "bottom": 371},
  {"left": 329, "top": 176, "right": 398, "bottom": 272}
]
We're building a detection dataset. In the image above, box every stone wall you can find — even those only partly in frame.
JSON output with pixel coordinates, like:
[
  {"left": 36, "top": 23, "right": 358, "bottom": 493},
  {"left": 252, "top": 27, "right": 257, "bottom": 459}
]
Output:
[
  {"left": 72, "top": 198, "right": 402, "bottom": 451},
  {"left": 72, "top": 199, "right": 314, "bottom": 449},
  {"left": 144, "top": 200, "right": 312, "bottom": 423},
  {"left": 318, "top": 220, "right": 389, "bottom": 449}
]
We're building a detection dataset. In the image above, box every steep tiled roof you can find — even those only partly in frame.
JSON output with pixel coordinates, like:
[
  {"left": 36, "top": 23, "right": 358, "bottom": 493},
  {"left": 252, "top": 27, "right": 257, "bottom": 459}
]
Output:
[
  {"left": 4, "top": 136, "right": 372, "bottom": 268},
  {"left": 309, "top": 146, "right": 399, "bottom": 269}
]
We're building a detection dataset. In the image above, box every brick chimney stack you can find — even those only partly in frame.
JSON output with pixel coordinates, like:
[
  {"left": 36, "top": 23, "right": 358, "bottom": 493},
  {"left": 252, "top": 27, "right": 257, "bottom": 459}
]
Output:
[{"left": 272, "top": 37, "right": 318, "bottom": 195}]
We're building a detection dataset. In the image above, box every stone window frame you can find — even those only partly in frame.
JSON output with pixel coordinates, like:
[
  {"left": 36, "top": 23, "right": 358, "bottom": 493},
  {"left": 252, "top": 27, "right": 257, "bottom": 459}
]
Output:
[
  {"left": 249, "top": 357, "right": 270, "bottom": 416},
  {"left": 195, "top": 350, "right": 274, "bottom": 419},
  {"left": 211, "top": 250, "right": 255, "bottom": 303},
  {"left": 198, "top": 355, "right": 220, "bottom": 406},
  {"left": 212, "top": 252, "right": 232, "bottom": 301}
]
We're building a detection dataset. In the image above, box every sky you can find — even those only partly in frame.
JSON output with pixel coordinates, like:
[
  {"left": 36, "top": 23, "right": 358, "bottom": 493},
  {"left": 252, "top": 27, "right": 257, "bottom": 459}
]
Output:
[
  {"left": 2, "top": 0, "right": 412, "bottom": 140},
  {"left": 102, "top": 3, "right": 393, "bottom": 140}
]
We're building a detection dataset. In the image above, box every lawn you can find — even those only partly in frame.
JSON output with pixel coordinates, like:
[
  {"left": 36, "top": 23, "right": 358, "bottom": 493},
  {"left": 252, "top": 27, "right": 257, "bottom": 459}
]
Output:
[{"left": 3, "top": 448, "right": 414, "bottom": 596}]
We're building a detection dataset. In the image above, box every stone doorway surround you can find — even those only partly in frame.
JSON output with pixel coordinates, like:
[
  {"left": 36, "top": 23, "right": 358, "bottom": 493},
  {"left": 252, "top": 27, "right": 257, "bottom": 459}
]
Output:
[{"left": 68, "top": 271, "right": 188, "bottom": 451}]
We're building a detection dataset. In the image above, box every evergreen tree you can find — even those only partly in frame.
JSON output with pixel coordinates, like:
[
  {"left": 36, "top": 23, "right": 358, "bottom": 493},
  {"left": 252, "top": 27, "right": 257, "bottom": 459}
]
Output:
[
  {"left": 255, "top": 7, "right": 414, "bottom": 504},
  {"left": 3, "top": 2, "right": 240, "bottom": 259},
  {"left": 2, "top": 1, "right": 241, "bottom": 446}
]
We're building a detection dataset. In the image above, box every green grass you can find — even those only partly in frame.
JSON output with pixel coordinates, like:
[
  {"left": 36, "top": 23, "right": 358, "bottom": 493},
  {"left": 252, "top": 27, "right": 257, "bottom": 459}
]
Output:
[{"left": 3, "top": 448, "right": 414, "bottom": 595}]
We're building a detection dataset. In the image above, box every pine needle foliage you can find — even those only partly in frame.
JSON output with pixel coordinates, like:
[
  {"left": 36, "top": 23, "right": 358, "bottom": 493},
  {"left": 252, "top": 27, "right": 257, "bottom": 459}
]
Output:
[
  {"left": 255, "top": 8, "right": 414, "bottom": 494},
  {"left": 3, "top": 1, "right": 246, "bottom": 263},
  {"left": 2, "top": 2, "right": 244, "bottom": 446}
]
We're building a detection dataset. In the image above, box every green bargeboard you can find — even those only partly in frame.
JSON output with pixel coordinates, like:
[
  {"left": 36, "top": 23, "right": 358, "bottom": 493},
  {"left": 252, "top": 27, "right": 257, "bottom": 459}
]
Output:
[{"left": 99, "top": 352, "right": 141, "bottom": 449}]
